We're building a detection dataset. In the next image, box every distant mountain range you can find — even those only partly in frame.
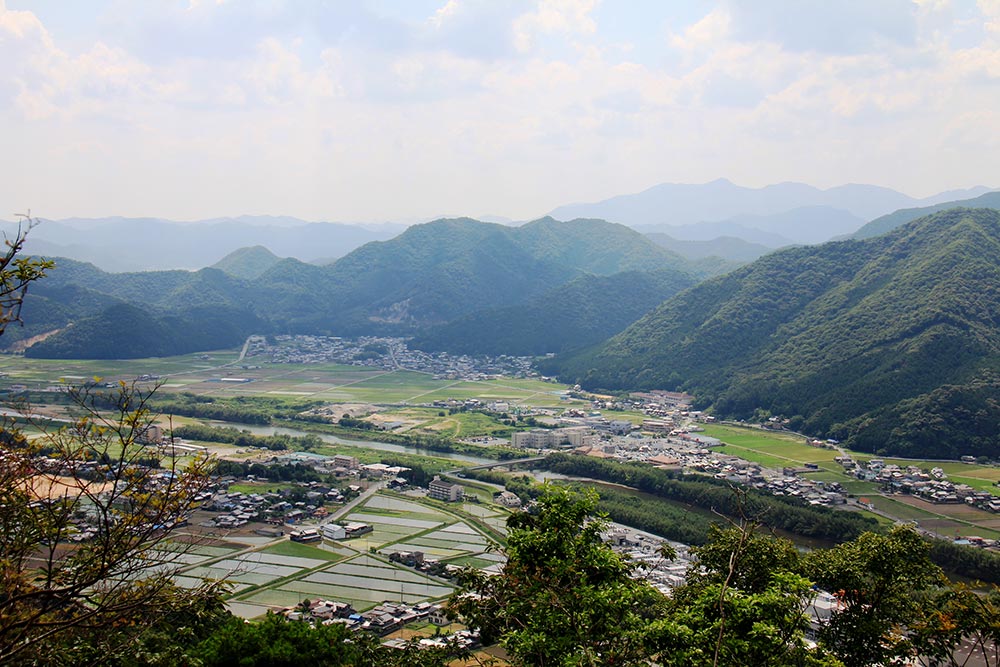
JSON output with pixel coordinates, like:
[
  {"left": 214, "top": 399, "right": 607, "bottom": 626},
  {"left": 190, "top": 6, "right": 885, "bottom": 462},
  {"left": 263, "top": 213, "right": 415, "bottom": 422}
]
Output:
[
  {"left": 12, "top": 216, "right": 702, "bottom": 359},
  {"left": 549, "top": 179, "right": 994, "bottom": 247},
  {"left": 7, "top": 181, "right": 995, "bottom": 273},
  {"left": 550, "top": 207, "right": 1000, "bottom": 459},
  {"left": 0, "top": 216, "right": 405, "bottom": 272}
]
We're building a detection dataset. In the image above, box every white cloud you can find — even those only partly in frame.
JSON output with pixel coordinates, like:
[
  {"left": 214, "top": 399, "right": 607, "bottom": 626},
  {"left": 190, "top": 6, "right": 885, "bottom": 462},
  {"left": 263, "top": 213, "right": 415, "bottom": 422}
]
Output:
[
  {"left": 979, "top": 0, "right": 1000, "bottom": 34},
  {"left": 2, "top": 0, "right": 999, "bottom": 221},
  {"left": 513, "top": 0, "right": 599, "bottom": 52}
]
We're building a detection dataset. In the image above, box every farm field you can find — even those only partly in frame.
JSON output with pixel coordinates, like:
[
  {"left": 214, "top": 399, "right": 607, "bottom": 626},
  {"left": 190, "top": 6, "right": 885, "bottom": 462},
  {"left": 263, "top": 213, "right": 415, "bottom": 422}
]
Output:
[
  {"left": 701, "top": 423, "right": 1000, "bottom": 536},
  {"left": 700, "top": 424, "right": 840, "bottom": 469},
  {"left": 215, "top": 491, "right": 507, "bottom": 618},
  {"left": 151, "top": 488, "right": 513, "bottom": 620},
  {"left": 0, "top": 349, "right": 582, "bottom": 411}
]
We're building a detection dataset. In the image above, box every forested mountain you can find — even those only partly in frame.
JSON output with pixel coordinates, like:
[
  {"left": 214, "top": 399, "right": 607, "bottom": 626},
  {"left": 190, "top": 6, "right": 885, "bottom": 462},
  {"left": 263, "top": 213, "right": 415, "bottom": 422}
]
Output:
[
  {"left": 11, "top": 217, "right": 698, "bottom": 357},
  {"left": 211, "top": 246, "right": 282, "bottom": 279},
  {"left": 645, "top": 233, "right": 773, "bottom": 263},
  {"left": 552, "top": 208, "right": 1000, "bottom": 459},
  {"left": 852, "top": 190, "right": 1000, "bottom": 239},
  {"left": 411, "top": 269, "right": 695, "bottom": 356},
  {"left": 25, "top": 303, "right": 264, "bottom": 360}
]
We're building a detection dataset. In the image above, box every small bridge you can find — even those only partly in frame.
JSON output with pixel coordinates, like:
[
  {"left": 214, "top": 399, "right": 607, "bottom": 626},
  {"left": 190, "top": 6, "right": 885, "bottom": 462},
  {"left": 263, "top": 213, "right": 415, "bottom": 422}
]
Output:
[{"left": 460, "top": 456, "right": 546, "bottom": 472}]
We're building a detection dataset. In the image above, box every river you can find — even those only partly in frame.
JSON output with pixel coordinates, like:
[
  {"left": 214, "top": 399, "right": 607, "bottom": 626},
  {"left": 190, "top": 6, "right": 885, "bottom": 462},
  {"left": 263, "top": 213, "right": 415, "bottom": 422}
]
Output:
[{"left": 208, "top": 421, "right": 497, "bottom": 465}]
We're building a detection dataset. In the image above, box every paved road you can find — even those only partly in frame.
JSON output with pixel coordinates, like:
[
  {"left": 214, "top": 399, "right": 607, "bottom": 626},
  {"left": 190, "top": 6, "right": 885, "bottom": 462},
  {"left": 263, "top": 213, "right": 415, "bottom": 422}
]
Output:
[{"left": 324, "top": 481, "right": 385, "bottom": 524}]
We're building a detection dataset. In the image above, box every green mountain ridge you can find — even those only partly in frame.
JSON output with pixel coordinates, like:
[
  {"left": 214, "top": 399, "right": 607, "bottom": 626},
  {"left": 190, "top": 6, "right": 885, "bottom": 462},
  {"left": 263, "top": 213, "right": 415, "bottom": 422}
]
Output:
[
  {"left": 13, "top": 216, "right": 698, "bottom": 357},
  {"left": 25, "top": 302, "right": 264, "bottom": 360},
  {"left": 211, "top": 245, "right": 282, "bottom": 279},
  {"left": 551, "top": 208, "right": 1000, "bottom": 459},
  {"left": 852, "top": 190, "right": 1000, "bottom": 239},
  {"left": 645, "top": 232, "right": 775, "bottom": 263},
  {"left": 411, "top": 268, "right": 696, "bottom": 356}
]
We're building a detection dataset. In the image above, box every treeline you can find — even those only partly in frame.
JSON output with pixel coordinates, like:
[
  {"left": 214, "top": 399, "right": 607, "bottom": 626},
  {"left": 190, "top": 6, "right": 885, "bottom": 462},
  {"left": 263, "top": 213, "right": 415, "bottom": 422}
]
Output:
[
  {"left": 537, "top": 453, "right": 879, "bottom": 543},
  {"left": 928, "top": 537, "right": 1000, "bottom": 584},
  {"left": 172, "top": 424, "right": 324, "bottom": 451},
  {"left": 279, "top": 418, "right": 525, "bottom": 461},
  {"left": 463, "top": 468, "right": 719, "bottom": 546},
  {"left": 214, "top": 460, "right": 324, "bottom": 483},
  {"left": 155, "top": 394, "right": 273, "bottom": 425},
  {"left": 590, "top": 485, "right": 718, "bottom": 546}
]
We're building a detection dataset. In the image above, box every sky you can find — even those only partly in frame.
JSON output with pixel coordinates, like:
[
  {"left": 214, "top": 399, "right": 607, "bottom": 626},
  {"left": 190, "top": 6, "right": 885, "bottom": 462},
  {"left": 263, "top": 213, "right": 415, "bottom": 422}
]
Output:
[{"left": 1, "top": 0, "right": 999, "bottom": 222}]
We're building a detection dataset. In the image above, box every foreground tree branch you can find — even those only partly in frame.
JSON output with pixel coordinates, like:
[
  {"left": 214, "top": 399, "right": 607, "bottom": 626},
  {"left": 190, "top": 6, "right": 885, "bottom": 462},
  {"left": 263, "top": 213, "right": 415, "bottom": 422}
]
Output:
[{"left": 0, "top": 382, "right": 222, "bottom": 663}]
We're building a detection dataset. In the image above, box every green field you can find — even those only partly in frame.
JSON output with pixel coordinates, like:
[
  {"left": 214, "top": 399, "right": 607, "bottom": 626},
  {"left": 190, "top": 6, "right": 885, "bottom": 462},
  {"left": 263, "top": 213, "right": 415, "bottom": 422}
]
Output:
[
  {"left": 0, "top": 350, "right": 241, "bottom": 384},
  {"left": 0, "top": 351, "right": 586, "bottom": 415},
  {"left": 701, "top": 423, "right": 1000, "bottom": 537},
  {"left": 260, "top": 540, "right": 345, "bottom": 561},
  {"left": 701, "top": 424, "right": 839, "bottom": 469}
]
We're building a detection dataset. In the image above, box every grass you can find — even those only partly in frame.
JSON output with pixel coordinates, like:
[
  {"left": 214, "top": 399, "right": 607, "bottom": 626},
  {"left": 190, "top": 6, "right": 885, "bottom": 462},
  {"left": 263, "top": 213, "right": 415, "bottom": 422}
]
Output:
[
  {"left": 261, "top": 540, "right": 344, "bottom": 561},
  {"left": 949, "top": 476, "right": 1000, "bottom": 495},
  {"left": 700, "top": 424, "right": 840, "bottom": 469},
  {"left": 714, "top": 446, "right": 790, "bottom": 470},
  {"left": 0, "top": 353, "right": 588, "bottom": 417},
  {"left": 866, "top": 495, "right": 936, "bottom": 521}
]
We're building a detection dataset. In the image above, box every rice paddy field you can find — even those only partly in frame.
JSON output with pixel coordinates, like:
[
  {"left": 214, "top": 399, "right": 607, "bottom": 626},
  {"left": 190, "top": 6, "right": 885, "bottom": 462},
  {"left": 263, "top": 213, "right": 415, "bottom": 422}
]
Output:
[{"left": 160, "top": 492, "right": 512, "bottom": 620}]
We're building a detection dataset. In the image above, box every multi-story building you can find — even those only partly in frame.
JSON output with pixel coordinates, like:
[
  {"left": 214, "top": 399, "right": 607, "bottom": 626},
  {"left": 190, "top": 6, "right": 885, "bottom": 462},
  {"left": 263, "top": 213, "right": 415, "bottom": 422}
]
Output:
[{"left": 428, "top": 476, "right": 464, "bottom": 502}]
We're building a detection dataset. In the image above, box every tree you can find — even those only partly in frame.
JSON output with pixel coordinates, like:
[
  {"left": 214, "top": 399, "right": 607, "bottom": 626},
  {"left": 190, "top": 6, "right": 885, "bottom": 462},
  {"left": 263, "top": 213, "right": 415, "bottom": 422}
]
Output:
[
  {"left": 907, "top": 582, "right": 1000, "bottom": 667},
  {"left": 0, "top": 381, "right": 222, "bottom": 664},
  {"left": 804, "top": 526, "right": 947, "bottom": 667},
  {"left": 662, "top": 523, "right": 838, "bottom": 667},
  {"left": 449, "top": 486, "right": 670, "bottom": 665},
  {"left": 0, "top": 214, "right": 52, "bottom": 336}
]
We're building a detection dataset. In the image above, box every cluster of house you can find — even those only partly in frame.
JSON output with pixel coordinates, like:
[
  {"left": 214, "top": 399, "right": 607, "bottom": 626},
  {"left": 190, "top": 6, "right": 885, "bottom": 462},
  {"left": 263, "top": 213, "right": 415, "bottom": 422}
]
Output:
[
  {"left": 281, "top": 598, "right": 463, "bottom": 637},
  {"left": 572, "top": 433, "right": 851, "bottom": 508},
  {"left": 200, "top": 482, "right": 359, "bottom": 529},
  {"left": 12, "top": 449, "right": 194, "bottom": 541},
  {"left": 268, "top": 452, "right": 411, "bottom": 480},
  {"left": 850, "top": 458, "right": 1000, "bottom": 512},
  {"left": 247, "top": 334, "right": 535, "bottom": 379},
  {"left": 386, "top": 549, "right": 462, "bottom": 579},
  {"left": 287, "top": 521, "right": 374, "bottom": 542},
  {"left": 602, "top": 525, "right": 694, "bottom": 595}
]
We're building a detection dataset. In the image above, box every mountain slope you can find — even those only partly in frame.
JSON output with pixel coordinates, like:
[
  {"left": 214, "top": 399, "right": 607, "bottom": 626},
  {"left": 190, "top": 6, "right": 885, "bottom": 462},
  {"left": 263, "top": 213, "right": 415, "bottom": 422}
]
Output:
[
  {"left": 411, "top": 269, "right": 695, "bottom": 356},
  {"left": 258, "top": 216, "right": 698, "bottom": 334},
  {"left": 513, "top": 217, "right": 688, "bottom": 275},
  {"left": 852, "top": 191, "right": 1000, "bottom": 239},
  {"left": 553, "top": 208, "right": 1000, "bottom": 459},
  {"left": 212, "top": 246, "right": 282, "bottom": 279},
  {"left": 24, "top": 303, "right": 263, "bottom": 359},
  {"left": 645, "top": 233, "right": 773, "bottom": 263}
]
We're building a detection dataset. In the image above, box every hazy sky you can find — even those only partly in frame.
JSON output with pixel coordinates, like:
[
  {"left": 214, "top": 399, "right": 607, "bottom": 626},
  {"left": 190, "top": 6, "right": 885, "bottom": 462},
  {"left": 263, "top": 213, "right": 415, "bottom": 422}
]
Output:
[{"left": 2, "top": 0, "right": 999, "bottom": 222}]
